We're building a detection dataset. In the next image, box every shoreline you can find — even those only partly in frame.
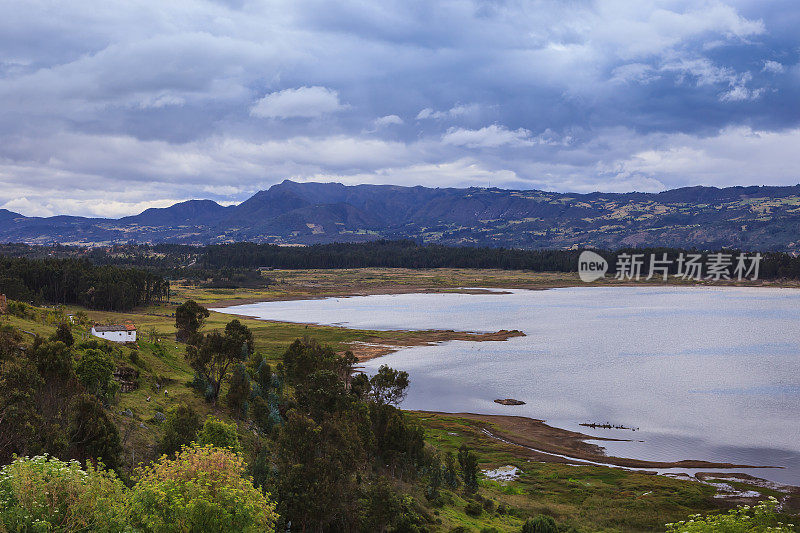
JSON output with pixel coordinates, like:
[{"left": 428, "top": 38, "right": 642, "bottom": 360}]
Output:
[
  {"left": 201, "top": 274, "right": 800, "bottom": 311},
  {"left": 206, "top": 286, "right": 516, "bottom": 308},
  {"left": 413, "top": 411, "right": 774, "bottom": 471},
  {"left": 416, "top": 411, "right": 800, "bottom": 508}
]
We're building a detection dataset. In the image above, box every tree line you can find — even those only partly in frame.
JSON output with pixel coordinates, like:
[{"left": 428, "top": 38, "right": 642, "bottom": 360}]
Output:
[
  {"left": 203, "top": 241, "right": 800, "bottom": 279},
  {"left": 0, "top": 256, "right": 169, "bottom": 310},
  {"left": 3, "top": 241, "right": 800, "bottom": 280}
]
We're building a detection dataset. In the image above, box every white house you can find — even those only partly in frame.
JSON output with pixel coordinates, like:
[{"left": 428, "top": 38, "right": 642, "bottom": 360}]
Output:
[{"left": 91, "top": 324, "right": 137, "bottom": 343}]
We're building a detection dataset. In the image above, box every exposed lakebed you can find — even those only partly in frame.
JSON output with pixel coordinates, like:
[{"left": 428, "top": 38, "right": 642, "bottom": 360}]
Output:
[{"left": 214, "top": 286, "right": 800, "bottom": 485}]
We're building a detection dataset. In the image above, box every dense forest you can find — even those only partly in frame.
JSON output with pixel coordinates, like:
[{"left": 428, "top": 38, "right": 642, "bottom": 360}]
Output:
[
  {"left": 0, "top": 256, "right": 169, "bottom": 310},
  {"left": 2, "top": 241, "right": 800, "bottom": 280}
]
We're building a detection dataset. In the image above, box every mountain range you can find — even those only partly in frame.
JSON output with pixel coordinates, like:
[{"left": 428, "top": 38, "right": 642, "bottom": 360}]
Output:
[{"left": 2, "top": 180, "right": 800, "bottom": 252}]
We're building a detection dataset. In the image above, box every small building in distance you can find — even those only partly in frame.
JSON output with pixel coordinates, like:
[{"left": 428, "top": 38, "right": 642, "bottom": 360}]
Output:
[{"left": 91, "top": 323, "right": 137, "bottom": 343}]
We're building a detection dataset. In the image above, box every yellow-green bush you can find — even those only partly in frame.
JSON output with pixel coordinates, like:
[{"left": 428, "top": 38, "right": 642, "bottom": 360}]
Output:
[
  {"left": 666, "top": 497, "right": 793, "bottom": 532},
  {"left": 127, "top": 445, "right": 278, "bottom": 533},
  {"left": 0, "top": 454, "right": 127, "bottom": 532}
]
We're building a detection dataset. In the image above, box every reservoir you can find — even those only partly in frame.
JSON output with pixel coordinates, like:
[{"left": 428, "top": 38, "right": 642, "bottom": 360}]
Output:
[{"left": 215, "top": 286, "right": 800, "bottom": 484}]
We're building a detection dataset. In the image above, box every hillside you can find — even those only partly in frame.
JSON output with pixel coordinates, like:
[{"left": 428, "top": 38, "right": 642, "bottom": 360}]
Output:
[{"left": 2, "top": 181, "right": 800, "bottom": 251}]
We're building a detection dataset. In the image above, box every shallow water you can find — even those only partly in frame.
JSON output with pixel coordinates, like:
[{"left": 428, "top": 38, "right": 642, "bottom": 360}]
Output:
[{"left": 214, "top": 287, "right": 800, "bottom": 485}]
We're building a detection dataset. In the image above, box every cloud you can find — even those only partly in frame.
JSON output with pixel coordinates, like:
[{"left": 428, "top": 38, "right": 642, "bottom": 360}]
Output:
[
  {"left": 250, "top": 86, "right": 346, "bottom": 119},
  {"left": 374, "top": 114, "right": 403, "bottom": 127},
  {"left": 599, "top": 126, "right": 800, "bottom": 188},
  {"left": 0, "top": 195, "right": 181, "bottom": 218},
  {"left": 0, "top": 0, "right": 798, "bottom": 216},
  {"left": 416, "top": 103, "right": 480, "bottom": 120},
  {"left": 442, "top": 125, "right": 571, "bottom": 148},
  {"left": 442, "top": 125, "right": 533, "bottom": 148},
  {"left": 719, "top": 85, "right": 765, "bottom": 102},
  {"left": 763, "top": 60, "right": 785, "bottom": 74}
]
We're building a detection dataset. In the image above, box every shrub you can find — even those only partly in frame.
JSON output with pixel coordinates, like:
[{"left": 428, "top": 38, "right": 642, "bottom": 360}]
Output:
[
  {"left": 159, "top": 404, "right": 201, "bottom": 456},
  {"left": 465, "top": 500, "right": 483, "bottom": 517},
  {"left": 522, "top": 514, "right": 557, "bottom": 533},
  {"left": 196, "top": 416, "right": 242, "bottom": 454},
  {"left": 665, "top": 497, "right": 793, "bottom": 532},
  {"left": 74, "top": 348, "right": 115, "bottom": 399},
  {"left": 0, "top": 455, "right": 127, "bottom": 532},
  {"left": 50, "top": 323, "right": 74, "bottom": 347},
  {"left": 127, "top": 445, "right": 278, "bottom": 533}
]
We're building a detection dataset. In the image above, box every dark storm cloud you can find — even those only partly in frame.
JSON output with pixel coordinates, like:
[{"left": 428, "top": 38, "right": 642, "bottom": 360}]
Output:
[{"left": 1, "top": 0, "right": 798, "bottom": 216}]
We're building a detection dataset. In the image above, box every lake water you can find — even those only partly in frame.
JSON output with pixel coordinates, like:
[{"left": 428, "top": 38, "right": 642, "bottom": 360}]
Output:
[{"left": 214, "top": 287, "right": 800, "bottom": 485}]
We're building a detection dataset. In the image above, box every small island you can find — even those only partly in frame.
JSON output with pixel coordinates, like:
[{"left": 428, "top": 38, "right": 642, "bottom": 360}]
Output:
[{"left": 494, "top": 398, "right": 526, "bottom": 406}]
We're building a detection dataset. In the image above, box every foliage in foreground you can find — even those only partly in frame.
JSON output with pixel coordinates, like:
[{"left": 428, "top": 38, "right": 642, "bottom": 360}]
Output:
[
  {"left": 0, "top": 448, "right": 278, "bottom": 533},
  {"left": 0, "top": 455, "right": 127, "bottom": 532},
  {"left": 665, "top": 497, "right": 794, "bottom": 532},
  {"left": 128, "top": 445, "right": 278, "bottom": 533}
]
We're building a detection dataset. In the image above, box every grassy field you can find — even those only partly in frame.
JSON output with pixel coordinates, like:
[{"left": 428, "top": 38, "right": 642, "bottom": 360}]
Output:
[
  {"left": 4, "top": 269, "right": 796, "bottom": 532},
  {"left": 171, "top": 267, "right": 799, "bottom": 308}
]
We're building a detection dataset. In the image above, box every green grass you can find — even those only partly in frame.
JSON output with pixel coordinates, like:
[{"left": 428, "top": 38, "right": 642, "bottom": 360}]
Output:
[{"left": 410, "top": 413, "right": 723, "bottom": 532}]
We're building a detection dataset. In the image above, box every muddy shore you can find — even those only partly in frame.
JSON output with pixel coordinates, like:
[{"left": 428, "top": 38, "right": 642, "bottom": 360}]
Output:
[
  {"left": 347, "top": 329, "right": 525, "bottom": 361},
  {"left": 207, "top": 286, "right": 513, "bottom": 308},
  {"left": 417, "top": 411, "right": 773, "bottom": 471}
]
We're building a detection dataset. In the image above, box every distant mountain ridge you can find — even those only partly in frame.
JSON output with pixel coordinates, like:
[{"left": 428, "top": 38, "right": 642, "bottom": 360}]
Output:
[{"left": 2, "top": 180, "right": 800, "bottom": 251}]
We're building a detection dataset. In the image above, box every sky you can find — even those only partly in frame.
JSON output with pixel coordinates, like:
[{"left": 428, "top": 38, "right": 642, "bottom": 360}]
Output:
[{"left": 1, "top": 0, "right": 799, "bottom": 218}]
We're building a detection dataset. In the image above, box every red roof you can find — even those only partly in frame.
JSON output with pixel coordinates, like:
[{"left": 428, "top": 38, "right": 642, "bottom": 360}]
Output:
[{"left": 93, "top": 324, "right": 137, "bottom": 332}]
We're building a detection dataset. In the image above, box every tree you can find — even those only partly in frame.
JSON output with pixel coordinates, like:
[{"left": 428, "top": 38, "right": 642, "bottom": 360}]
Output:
[
  {"left": 0, "top": 455, "right": 127, "bottom": 533},
  {"left": 196, "top": 416, "right": 242, "bottom": 454},
  {"left": 185, "top": 319, "right": 253, "bottom": 404},
  {"left": 369, "top": 402, "right": 426, "bottom": 475},
  {"left": 276, "top": 409, "right": 365, "bottom": 532},
  {"left": 296, "top": 369, "right": 352, "bottom": 422},
  {"left": 255, "top": 358, "right": 272, "bottom": 392},
  {"left": 369, "top": 365, "right": 409, "bottom": 406},
  {"left": 350, "top": 372, "right": 370, "bottom": 400},
  {"left": 174, "top": 299, "right": 209, "bottom": 343},
  {"left": 69, "top": 394, "right": 123, "bottom": 470},
  {"left": 443, "top": 451, "right": 459, "bottom": 489},
  {"left": 281, "top": 338, "right": 352, "bottom": 385},
  {"left": 222, "top": 318, "right": 254, "bottom": 355},
  {"left": 50, "top": 322, "right": 74, "bottom": 346},
  {"left": 0, "top": 324, "right": 24, "bottom": 360},
  {"left": 159, "top": 404, "right": 201, "bottom": 456},
  {"left": 33, "top": 339, "right": 74, "bottom": 382},
  {"left": 360, "top": 479, "right": 427, "bottom": 532},
  {"left": 127, "top": 445, "right": 278, "bottom": 533},
  {"left": 0, "top": 256, "right": 167, "bottom": 311},
  {"left": 0, "top": 358, "right": 44, "bottom": 462},
  {"left": 74, "top": 348, "right": 115, "bottom": 400},
  {"left": 226, "top": 364, "right": 251, "bottom": 416},
  {"left": 458, "top": 444, "right": 479, "bottom": 493}
]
